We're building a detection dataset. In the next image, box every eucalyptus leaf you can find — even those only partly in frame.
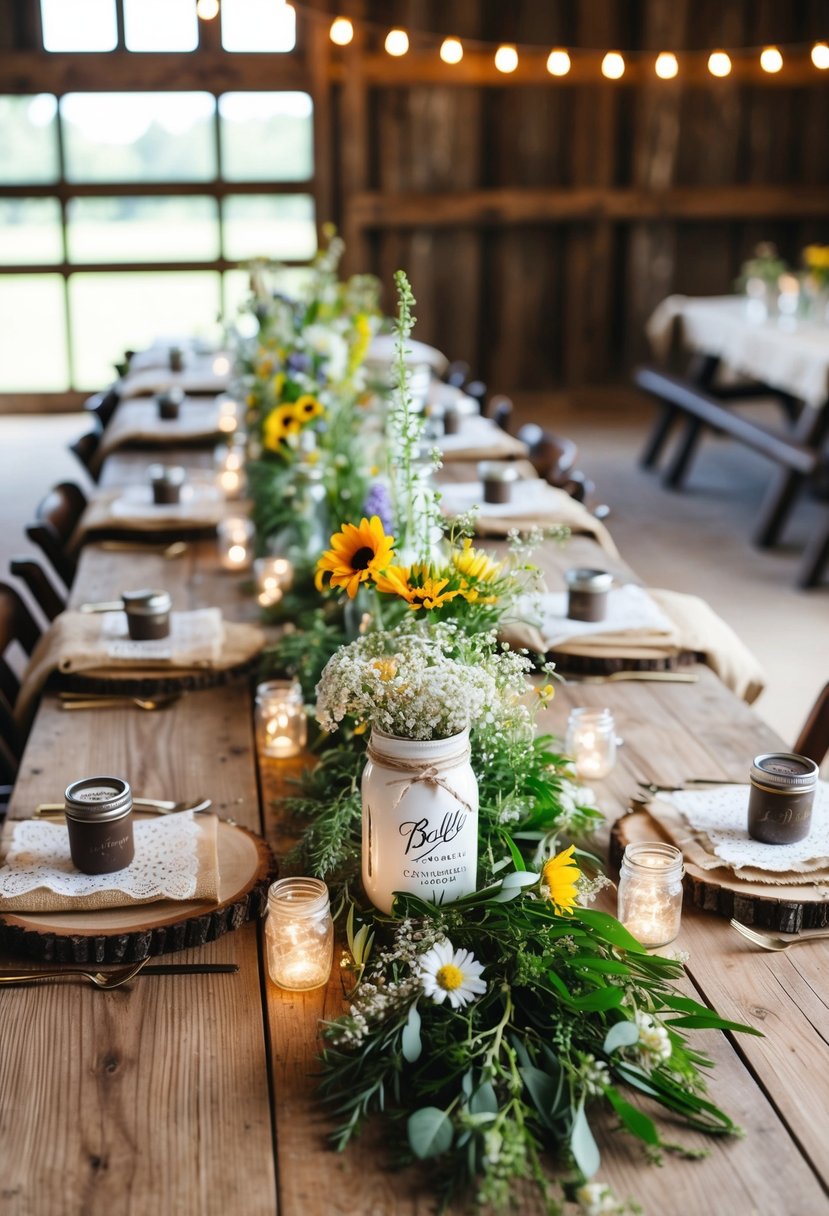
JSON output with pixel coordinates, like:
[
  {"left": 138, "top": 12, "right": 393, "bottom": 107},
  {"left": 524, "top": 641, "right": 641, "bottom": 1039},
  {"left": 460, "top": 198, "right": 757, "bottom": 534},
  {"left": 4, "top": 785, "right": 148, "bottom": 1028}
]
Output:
[
  {"left": 470, "top": 1080, "right": 498, "bottom": 1115},
  {"left": 500, "top": 870, "right": 541, "bottom": 890},
  {"left": 402, "top": 1002, "right": 422, "bottom": 1063},
  {"left": 520, "top": 1065, "right": 560, "bottom": 1131},
  {"left": 603, "top": 1020, "right": 640, "bottom": 1054},
  {"left": 570, "top": 1102, "right": 600, "bottom": 1179},
  {"left": 408, "top": 1107, "right": 453, "bottom": 1159}
]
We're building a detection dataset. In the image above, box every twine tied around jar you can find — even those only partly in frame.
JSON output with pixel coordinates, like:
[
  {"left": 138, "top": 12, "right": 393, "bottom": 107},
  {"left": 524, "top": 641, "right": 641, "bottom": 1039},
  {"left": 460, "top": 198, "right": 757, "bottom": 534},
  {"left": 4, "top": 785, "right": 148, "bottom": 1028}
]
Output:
[{"left": 366, "top": 740, "right": 474, "bottom": 815}]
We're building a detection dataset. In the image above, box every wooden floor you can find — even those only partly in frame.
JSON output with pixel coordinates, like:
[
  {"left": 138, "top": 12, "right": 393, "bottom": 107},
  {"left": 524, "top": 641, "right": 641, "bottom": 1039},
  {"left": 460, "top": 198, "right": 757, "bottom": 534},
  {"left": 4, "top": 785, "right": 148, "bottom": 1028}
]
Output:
[{"left": 1, "top": 403, "right": 827, "bottom": 755}]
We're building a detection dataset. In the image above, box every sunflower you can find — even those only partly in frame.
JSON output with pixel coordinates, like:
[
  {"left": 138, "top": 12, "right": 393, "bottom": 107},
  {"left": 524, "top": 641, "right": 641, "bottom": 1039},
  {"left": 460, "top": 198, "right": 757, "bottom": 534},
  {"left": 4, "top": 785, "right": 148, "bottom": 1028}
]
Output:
[
  {"left": 262, "top": 403, "right": 301, "bottom": 452},
  {"left": 453, "top": 538, "right": 502, "bottom": 584},
  {"left": 541, "top": 844, "right": 580, "bottom": 915},
  {"left": 314, "top": 516, "right": 396, "bottom": 598},
  {"left": 294, "top": 393, "right": 325, "bottom": 422},
  {"left": 375, "top": 564, "right": 461, "bottom": 611}
]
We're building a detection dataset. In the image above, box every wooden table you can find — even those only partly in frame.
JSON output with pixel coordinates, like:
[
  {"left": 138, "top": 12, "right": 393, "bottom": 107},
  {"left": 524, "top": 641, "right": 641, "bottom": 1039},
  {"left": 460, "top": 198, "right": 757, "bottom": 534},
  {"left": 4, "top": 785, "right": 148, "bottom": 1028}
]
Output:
[
  {"left": 636, "top": 295, "right": 829, "bottom": 588},
  {"left": 2, "top": 445, "right": 828, "bottom": 1215}
]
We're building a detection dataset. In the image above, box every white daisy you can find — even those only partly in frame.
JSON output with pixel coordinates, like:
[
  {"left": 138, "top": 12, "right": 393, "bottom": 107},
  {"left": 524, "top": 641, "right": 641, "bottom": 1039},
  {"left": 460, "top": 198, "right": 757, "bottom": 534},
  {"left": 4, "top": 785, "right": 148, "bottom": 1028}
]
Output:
[{"left": 418, "top": 939, "right": 487, "bottom": 1009}]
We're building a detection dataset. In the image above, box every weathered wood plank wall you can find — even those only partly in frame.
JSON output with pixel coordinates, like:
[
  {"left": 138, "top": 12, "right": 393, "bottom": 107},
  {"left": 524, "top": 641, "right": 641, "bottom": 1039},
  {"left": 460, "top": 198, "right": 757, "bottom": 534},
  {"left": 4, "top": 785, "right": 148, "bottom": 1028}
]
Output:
[{"left": 330, "top": 0, "right": 829, "bottom": 392}]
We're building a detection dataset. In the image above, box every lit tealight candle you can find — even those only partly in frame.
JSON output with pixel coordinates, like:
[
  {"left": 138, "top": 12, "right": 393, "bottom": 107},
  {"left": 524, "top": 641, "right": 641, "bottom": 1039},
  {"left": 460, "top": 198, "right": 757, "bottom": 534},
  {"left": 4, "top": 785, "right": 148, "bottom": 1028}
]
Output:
[
  {"left": 255, "top": 679, "right": 307, "bottom": 759},
  {"left": 217, "top": 394, "right": 243, "bottom": 434},
  {"left": 565, "top": 708, "right": 617, "bottom": 779},
  {"left": 214, "top": 442, "right": 246, "bottom": 500},
  {"left": 217, "top": 516, "right": 254, "bottom": 571},
  {"left": 254, "top": 556, "right": 294, "bottom": 607},
  {"left": 265, "top": 878, "right": 334, "bottom": 991},
  {"left": 212, "top": 354, "right": 230, "bottom": 376},
  {"left": 617, "top": 842, "right": 684, "bottom": 948}
]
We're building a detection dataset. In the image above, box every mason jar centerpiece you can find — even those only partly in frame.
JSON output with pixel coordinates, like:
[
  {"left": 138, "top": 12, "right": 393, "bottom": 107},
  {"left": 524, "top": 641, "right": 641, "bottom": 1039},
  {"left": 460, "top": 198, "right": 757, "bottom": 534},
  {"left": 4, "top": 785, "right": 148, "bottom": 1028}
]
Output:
[{"left": 314, "top": 620, "right": 514, "bottom": 915}]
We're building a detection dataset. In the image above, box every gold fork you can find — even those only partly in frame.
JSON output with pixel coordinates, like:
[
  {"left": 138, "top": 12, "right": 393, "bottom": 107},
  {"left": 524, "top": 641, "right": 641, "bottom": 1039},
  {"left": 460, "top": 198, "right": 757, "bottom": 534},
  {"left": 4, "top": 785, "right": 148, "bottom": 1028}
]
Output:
[
  {"left": 566, "top": 671, "right": 699, "bottom": 685},
  {"left": 730, "top": 919, "right": 829, "bottom": 952},
  {"left": 0, "top": 957, "right": 150, "bottom": 988},
  {"left": 34, "top": 796, "right": 212, "bottom": 817}
]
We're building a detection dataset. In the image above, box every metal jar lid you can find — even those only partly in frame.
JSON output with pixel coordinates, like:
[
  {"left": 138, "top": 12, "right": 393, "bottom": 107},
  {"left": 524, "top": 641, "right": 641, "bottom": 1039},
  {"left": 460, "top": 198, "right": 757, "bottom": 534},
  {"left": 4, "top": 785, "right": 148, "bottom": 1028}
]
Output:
[
  {"left": 478, "top": 460, "right": 519, "bottom": 482},
  {"left": 122, "top": 589, "right": 172, "bottom": 616},
  {"left": 564, "top": 567, "right": 614, "bottom": 593},
  {"left": 148, "top": 463, "right": 186, "bottom": 485},
  {"left": 157, "top": 386, "right": 184, "bottom": 407},
  {"left": 64, "top": 776, "right": 133, "bottom": 822},
  {"left": 750, "top": 752, "right": 818, "bottom": 792}
]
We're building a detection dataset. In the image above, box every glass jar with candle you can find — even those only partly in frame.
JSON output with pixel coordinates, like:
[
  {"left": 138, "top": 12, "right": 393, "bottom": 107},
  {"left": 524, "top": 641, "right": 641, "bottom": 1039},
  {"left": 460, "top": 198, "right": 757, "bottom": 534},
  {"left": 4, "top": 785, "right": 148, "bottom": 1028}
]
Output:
[
  {"left": 217, "top": 516, "right": 254, "bottom": 571},
  {"left": 214, "top": 439, "right": 246, "bottom": 500},
  {"left": 265, "top": 877, "right": 333, "bottom": 991},
  {"left": 254, "top": 556, "right": 294, "bottom": 607},
  {"left": 255, "top": 679, "right": 307, "bottom": 758},
  {"left": 617, "top": 842, "right": 684, "bottom": 948},
  {"left": 565, "top": 707, "right": 617, "bottom": 779}
]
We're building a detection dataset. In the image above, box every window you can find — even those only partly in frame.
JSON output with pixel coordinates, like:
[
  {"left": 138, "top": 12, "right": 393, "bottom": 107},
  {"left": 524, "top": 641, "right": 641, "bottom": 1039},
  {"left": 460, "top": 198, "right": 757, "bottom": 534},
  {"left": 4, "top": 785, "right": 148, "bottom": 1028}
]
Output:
[
  {"left": 123, "top": 0, "right": 199, "bottom": 53},
  {"left": 41, "top": 0, "right": 118, "bottom": 52},
  {"left": 220, "top": 0, "right": 296, "bottom": 53}
]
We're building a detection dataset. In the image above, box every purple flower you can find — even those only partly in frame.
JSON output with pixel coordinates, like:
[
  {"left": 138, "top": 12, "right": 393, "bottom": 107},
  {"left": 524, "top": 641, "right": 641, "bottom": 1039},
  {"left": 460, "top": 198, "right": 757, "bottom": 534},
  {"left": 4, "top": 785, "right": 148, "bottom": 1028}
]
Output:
[
  {"left": 287, "top": 352, "right": 311, "bottom": 374},
  {"left": 362, "top": 482, "right": 393, "bottom": 534}
]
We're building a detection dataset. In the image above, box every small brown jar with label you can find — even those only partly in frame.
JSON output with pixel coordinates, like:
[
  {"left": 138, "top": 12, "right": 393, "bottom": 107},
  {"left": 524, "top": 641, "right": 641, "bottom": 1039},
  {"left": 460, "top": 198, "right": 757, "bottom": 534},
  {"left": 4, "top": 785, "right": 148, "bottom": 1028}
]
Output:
[
  {"left": 442, "top": 406, "right": 461, "bottom": 435},
  {"left": 747, "top": 752, "right": 818, "bottom": 845},
  {"left": 479, "top": 461, "right": 518, "bottom": 504},
  {"left": 64, "top": 776, "right": 135, "bottom": 875},
  {"left": 157, "top": 387, "right": 184, "bottom": 420},
  {"left": 168, "top": 345, "right": 184, "bottom": 373},
  {"left": 565, "top": 568, "right": 613, "bottom": 622},
  {"left": 122, "top": 589, "right": 172, "bottom": 640},
  {"left": 148, "top": 463, "right": 186, "bottom": 504}
]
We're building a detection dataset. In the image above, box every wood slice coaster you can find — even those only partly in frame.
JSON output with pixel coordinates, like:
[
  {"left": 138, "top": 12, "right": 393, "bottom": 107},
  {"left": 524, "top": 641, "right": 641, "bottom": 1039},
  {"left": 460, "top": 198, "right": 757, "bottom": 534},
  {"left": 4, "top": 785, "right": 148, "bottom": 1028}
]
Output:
[
  {"left": 52, "top": 653, "right": 261, "bottom": 698},
  {"left": 610, "top": 809, "right": 829, "bottom": 933},
  {"left": 0, "top": 820, "right": 277, "bottom": 964},
  {"left": 547, "top": 648, "right": 699, "bottom": 675}
]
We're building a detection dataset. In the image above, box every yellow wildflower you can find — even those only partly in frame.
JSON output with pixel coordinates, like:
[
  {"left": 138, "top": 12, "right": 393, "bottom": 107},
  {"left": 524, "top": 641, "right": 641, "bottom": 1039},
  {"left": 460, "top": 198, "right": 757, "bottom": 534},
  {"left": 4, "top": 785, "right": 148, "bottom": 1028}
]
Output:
[
  {"left": 293, "top": 393, "right": 325, "bottom": 422},
  {"left": 453, "top": 538, "right": 502, "bottom": 584},
  {"left": 541, "top": 845, "right": 580, "bottom": 915},
  {"left": 262, "top": 403, "right": 301, "bottom": 452},
  {"left": 371, "top": 658, "right": 398, "bottom": 682}
]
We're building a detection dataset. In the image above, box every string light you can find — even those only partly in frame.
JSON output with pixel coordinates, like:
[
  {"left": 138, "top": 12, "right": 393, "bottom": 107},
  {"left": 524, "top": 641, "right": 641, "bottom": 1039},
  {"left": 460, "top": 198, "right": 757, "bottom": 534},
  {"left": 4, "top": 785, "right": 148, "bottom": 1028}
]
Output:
[
  {"left": 812, "top": 41, "right": 829, "bottom": 68},
  {"left": 440, "top": 37, "right": 463, "bottom": 65},
  {"left": 655, "top": 51, "right": 678, "bottom": 79},
  {"left": 760, "top": 46, "right": 783, "bottom": 73},
  {"left": 708, "top": 50, "right": 732, "bottom": 76},
  {"left": 384, "top": 28, "right": 409, "bottom": 57},
  {"left": 494, "top": 44, "right": 518, "bottom": 73},
  {"left": 196, "top": 0, "right": 219, "bottom": 19},
  {"left": 329, "top": 17, "right": 353, "bottom": 46},
  {"left": 546, "top": 48, "right": 571, "bottom": 76},
  {"left": 601, "top": 51, "right": 625, "bottom": 79}
]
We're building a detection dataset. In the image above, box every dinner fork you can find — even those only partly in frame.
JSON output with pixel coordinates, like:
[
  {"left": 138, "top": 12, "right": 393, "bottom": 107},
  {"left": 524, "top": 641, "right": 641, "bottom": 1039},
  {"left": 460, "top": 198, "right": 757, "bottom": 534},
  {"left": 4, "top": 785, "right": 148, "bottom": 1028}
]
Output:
[
  {"left": 0, "top": 957, "right": 150, "bottom": 988},
  {"left": 34, "top": 796, "right": 212, "bottom": 817},
  {"left": 567, "top": 671, "right": 699, "bottom": 684},
  {"left": 729, "top": 919, "right": 829, "bottom": 952}
]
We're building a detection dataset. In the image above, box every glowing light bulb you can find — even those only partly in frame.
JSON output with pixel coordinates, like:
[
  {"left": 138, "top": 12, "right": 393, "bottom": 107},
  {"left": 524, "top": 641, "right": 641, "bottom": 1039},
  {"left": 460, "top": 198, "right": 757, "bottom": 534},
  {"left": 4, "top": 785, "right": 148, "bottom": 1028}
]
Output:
[
  {"left": 655, "top": 51, "right": 678, "bottom": 79},
  {"left": 384, "top": 28, "right": 409, "bottom": 57},
  {"left": 811, "top": 42, "right": 829, "bottom": 69},
  {"left": 196, "top": 0, "right": 219, "bottom": 19},
  {"left": 546, "top": 48, "right": 571, "bottom": 76},
  {"left": 329, "top": 17, "right": 353, "bottom": 46},
  {"left": 440, "top": 37, "right": 463, "bottom": 64},
  {"left": 760, "top": 46, "right": 783, "bottom": 73},
  {"left": 601, "top": 51, "right": 625, "bottom": 79},
  {"left": 494, "top": 44, "right": 518, "bottom": 73},
  {"left": 708, "top": 50, "right": 732, "bottom": 77}
]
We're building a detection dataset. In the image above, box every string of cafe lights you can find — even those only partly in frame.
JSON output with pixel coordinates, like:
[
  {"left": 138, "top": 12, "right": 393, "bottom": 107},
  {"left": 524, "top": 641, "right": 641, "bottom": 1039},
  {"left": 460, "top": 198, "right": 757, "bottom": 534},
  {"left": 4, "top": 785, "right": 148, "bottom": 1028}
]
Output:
[{"left": 193, "top": 2, "right": 829, "bottom": 79}]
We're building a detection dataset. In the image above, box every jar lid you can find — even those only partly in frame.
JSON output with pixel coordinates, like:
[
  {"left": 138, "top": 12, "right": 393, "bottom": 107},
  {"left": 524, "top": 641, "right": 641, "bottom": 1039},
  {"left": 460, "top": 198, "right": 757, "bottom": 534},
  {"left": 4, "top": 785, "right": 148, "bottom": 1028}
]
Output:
[
  {"left": 122, "top": 589, "right": 172, "bottom": 616},
  {"left": 565, "top": 567, "right": 613, "bottom": 592},
  {"left": 148, "top": 463, "right": 186, "bottom": 485},
  {"left": 478, "top": 461, "right": 519, "bottom": 482},
  {"left": 64, "top": 776, "right": 132, "bottom": 821},
  {"left": 157, "top": 386, "right": 184, "bottom": 406},
  {"left": 750, "top": 752, "right": 818, "bottom": 791}
]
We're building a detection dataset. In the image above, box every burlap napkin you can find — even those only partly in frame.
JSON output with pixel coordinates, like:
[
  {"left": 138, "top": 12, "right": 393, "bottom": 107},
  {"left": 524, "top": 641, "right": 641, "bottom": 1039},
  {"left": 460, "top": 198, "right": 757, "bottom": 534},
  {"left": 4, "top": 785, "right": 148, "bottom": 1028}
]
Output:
[
  {"left": 75, "top": 483, "right": 234, "bottom": 542},
  {"left": 440, "top": 478, "right": 619, "bottom": 556},
  {"left": 437, "top": 416, "right": 529, "bottom": 462},
  {"left": 0, "top": 811, "right": 219, "bottom": 911},
  {"left": 117, "top": 363, "right": 231, "bottom": 400},
  {"left": 14, "top": 610, "right": 265, "bottom": 729},
  {"left": 648, "top": 787, "right": 829, "bottom": 886},
  {"left": 501, "top": 586, "right": 765, "bottom": 704},
  {"left": 91, "top": 397, "right": 225, "bottom": 473}
]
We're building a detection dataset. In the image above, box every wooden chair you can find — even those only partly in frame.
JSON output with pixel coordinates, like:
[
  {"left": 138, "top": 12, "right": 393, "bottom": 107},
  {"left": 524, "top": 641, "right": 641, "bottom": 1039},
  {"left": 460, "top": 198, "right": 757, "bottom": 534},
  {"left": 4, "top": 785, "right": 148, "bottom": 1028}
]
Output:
[
  {"left": 516, "top": 425, "right": 578, "bottom": 483},
  {"left": 794, "top": 682, "right": 829, "bottom": 766},
  {"left": 9, "top": 558, "right": 66, "bottom": 622},
  {"left": 69, "top": 421, "right": 103, "bottom": 481},
  {"left": 0, "top": 582, "right": 44, "bottom": 797},
  {"left": 487, "top": 394, "right": 513, "bottom": 432},
  {"left": 25, "top": 481, "right": 88, "bottom": 590},
  {"left": 84, "top": 387, "right": 120, "bottom": 428}
]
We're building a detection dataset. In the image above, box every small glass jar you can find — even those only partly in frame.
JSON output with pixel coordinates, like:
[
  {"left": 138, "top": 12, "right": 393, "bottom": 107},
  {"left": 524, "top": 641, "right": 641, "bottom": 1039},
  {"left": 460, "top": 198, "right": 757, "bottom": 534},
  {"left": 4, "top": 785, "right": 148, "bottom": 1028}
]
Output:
[
  {"left": 442, "top": 404, "right": 461, "bottom": 435},
  {"left": 64, "top": 776, "right": 135, "bottom": 875},
  {"left": 217, "top": 516, "right": 254, "bottom": 571},
  {"left": 255, "top": 679, "right": 307, "bottom": 758},
  {"left": 168, "top": 345, "right": 185, "bottom": 373},
  {"left": 617, "top": 841, "right": 684, "bottom": 948},
  {"left": 566, "top": 707, "right": 617, "bottom": 779},
  {"left": 122, "top": 589, "right": 172, "bottom": 640},
  {"left": 214, "top": 439, "right": 246, "bottom": 499},
  {"left": 565, "top": 568, "right": 613, "bottom": 622},
  {"left": 217, "top": 393, "right": 243, "bottom": 435},
  {"left": 157, "top": 386, "right": 184, "bottom": 420},
  {"left": 479, "top": 460, "right": 518, "bottom": 504},
  {"left": 747, "top": 752, "right": 818, "bottom": 845},
  {"left": 254, "top": 556, "right": 294, "bottom": 608},
  {"left": 148, "top": 463, "right": 186, "bottom": 505},
  {"left": 265, "top": 877, "right": 334, "bottom": 991}
]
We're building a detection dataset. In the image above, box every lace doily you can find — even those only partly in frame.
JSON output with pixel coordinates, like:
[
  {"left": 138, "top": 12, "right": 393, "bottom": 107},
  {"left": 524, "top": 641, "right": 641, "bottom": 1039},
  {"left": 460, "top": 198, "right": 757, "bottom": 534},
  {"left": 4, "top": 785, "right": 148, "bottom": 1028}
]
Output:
[
  {"left": 0, "top": 810, "right": 211, "bottom": 905},
  {"left": 101, "top": 607, "right": 223, "bottom": 662},
  {"left": 663, "top": 782, "right": 829, "bottom": 871}
]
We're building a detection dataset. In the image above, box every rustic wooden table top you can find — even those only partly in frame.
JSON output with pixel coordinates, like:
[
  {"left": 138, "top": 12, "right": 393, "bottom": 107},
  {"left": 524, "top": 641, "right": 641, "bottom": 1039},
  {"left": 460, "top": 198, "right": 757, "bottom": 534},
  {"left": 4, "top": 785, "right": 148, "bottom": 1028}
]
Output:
[{"left": 3, "top": 444, "right": 827, "bottom": 1215}]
